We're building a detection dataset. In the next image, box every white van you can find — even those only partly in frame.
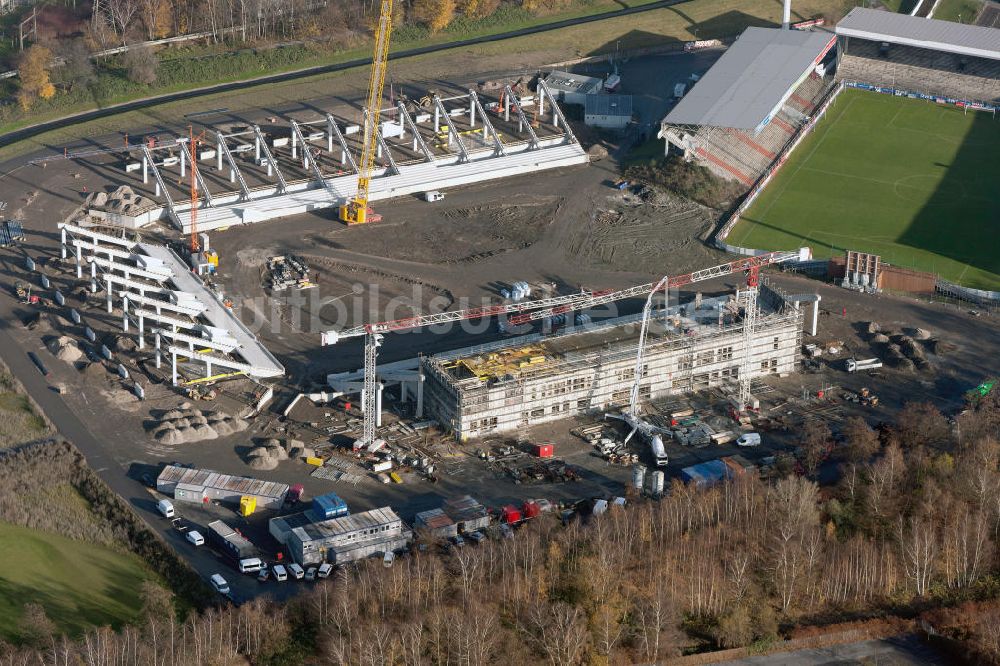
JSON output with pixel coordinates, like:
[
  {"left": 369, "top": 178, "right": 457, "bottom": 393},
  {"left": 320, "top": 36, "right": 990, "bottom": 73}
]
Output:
[
  {"left": 210, "top": 574, "right": 230, "bottom": 595},
  {"left": 157, "top": 499, "right": 175, "bottom": 518},
  {"left": 238, "top": 557, "right": 264, "bottom": 574},
  {"left": 185, "top": 530, "right": 205, "bottom": 546},
  {"left": 737, "top": 432, "right": 762, "bottom": 447},
  {"left": 317, "top": 563, "right": 333, "bottom": 579},
  {"left": 272, "top": 564, "right": 288, "bottom": 582},
  {"left": 288, "top": 563, "right": 305, "bottom": 580}
]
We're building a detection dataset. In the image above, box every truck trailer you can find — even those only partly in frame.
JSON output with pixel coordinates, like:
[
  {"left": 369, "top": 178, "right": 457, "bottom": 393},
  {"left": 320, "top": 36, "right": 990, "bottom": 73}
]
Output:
[{"left": 846, "top": 358, "right": 883, "bottom": 372}]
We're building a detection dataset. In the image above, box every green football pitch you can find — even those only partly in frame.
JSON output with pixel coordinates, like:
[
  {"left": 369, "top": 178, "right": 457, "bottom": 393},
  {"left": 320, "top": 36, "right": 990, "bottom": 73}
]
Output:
[{"left": 728, "top": 88, "right": 1000, "bottom": 291}]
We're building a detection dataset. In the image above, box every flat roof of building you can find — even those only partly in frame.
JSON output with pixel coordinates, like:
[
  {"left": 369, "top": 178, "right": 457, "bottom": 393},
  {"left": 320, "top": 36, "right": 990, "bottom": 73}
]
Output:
[
  {"left": 585, "top": 94, "right": 633, "bottom": 117},
  {"left": 662, "top": 28, "right": 835, "bottom": 131},
  {"left": 544, "top": 70, "right": 604, "bottom": 96},
  {"left": 296, "top": 507, "right": 401, "bottom": 543},
  {"left": 836, "top": 7, "right": 1000, "bottom": 61},
  {"left": 158, "top": 465, "right": 289, "bottom": 500},
  {"left": 415, "top": 508, "right": 456, "bottom": 530}
]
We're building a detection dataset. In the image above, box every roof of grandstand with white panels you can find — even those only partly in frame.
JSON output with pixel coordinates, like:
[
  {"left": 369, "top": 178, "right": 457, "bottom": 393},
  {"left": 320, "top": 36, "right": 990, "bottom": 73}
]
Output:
[
  {"left": 661, "top": 27, "right": 836, "bottom": 131},
  {"left": 57, "top": 223, "right": 284, "bottom": 380},
  {"left": 836, "top": 8, "right": 1000, "bottom": 61}
]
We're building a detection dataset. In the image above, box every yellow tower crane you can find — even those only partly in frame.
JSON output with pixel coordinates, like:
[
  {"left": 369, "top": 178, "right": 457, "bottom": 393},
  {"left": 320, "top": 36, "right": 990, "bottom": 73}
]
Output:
[{"left": 339, "top": 0, "right": 394, "bottom": 225}]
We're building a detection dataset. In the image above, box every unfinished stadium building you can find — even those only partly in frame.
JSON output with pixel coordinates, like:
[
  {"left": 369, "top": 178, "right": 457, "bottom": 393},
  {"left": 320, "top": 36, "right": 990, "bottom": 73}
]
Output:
[
  {"left": 658, "top": 28, "right": 837, "bottom": 187},
  {"left": 419, "top": 284, "right": 816, "bottom": 439},
  {"left": 88, "top": 82, "right": 587, "bottom": 232}
]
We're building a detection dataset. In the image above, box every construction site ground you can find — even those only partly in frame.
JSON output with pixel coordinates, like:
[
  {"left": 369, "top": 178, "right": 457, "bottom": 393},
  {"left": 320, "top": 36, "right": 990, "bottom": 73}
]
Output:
[{"left": 0, "top": 51, "right": 998, "bottom": 602}]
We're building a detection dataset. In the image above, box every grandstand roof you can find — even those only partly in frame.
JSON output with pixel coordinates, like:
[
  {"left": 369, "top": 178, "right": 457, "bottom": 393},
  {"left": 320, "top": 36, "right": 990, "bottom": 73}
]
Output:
[
  {"left": 836, "top": 8, "right": 1000, "bottom": 61},
  {"left": 661, "top": 28, "right": 835, "bottom": 131}
]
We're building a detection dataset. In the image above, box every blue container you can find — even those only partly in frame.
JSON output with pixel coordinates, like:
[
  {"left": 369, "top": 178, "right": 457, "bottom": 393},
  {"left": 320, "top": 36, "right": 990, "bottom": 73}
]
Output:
[{"left": 312, "top": 493, "right": 349, "bottom": 519}]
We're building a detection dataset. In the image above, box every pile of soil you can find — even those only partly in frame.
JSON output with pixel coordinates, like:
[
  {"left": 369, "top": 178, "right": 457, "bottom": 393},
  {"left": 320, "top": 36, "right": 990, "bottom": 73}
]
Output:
[
  {"left": 46, "top": 336, "right": 83, "bottom": 363},
  {"left": 246, "top": 438, "right": 315, "bottom": 470},
  {"left": 149, "top": 407, "right": 248, "bottom": 444}
]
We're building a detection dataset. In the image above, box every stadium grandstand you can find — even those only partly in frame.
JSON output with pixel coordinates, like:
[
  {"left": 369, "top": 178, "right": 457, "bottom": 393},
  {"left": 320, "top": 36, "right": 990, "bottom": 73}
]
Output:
[
  {"left": 835, "top": 8, "right": 1000, "bottom": 104},
  {"left": 658, "top": 27, "right": 837, "bottom": 187}
]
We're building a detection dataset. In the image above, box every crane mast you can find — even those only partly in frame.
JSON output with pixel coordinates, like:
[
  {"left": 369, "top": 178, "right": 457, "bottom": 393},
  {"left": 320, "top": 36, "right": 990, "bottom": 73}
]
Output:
[{"left": 339, "top": 0, "right": 393, "bottom": 226}]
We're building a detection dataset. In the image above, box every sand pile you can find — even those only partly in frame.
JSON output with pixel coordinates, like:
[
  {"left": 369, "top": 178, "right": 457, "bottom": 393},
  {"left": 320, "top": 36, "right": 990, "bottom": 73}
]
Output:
[
  {"left": 865, "top": 321, "right": 881, "bottom": 334},
  {"left": 47, "top": 336, "right": 83, "bottom": 363},
  {"left": 244, "top": 438, "right": 314, "bottom": 469},
  {"left": 149, "top": 406, "right": 248, "bottom": 444}
]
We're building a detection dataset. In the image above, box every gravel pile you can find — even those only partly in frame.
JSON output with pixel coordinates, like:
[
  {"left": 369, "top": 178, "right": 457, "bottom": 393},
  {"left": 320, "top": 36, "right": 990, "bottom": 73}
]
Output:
[
  {"left": 150, "top": 406, "right": 248, "bottom": 444},
  {"left": 244, "top": 438, "right": 315, "bottom": 469}
]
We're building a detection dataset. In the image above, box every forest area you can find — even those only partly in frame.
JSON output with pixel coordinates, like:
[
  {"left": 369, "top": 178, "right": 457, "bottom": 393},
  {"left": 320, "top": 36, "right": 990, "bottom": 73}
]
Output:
[{"left": 0, "top": 388, "right": 999, "bottom": 665}]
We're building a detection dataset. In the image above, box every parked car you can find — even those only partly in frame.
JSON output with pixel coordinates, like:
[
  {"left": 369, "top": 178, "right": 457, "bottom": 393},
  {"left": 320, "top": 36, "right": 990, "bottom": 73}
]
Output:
[
  {"left": 185, "top": 530, "right": 205, "bottom": 546},
  {"left": 466, "top": 531, "right": 486, "bottom": 545},
  {"left": 737, "top": 432, "right": 762, "bottom": 447},
  {"left": 383, "top": 551, "right": 395, "bottom": 568},
  {"left": 288, "top": 563, "right": 305, "bottom": 580},
  {"left": 499, "top": 524, "right": 514, "bottom": 539},
  {"left": 272, "top": 564, "right": 288, "bottom": 582},
  {"left": 238, "top": 557, "right": 264, "bottom": 574},
  {"left": 450, "top": 535, "right": 466, "bottom": 548},
  {"left": 210, "top": 574, "right": 230, "bottom": 595},
  {"left": 258, "top": 566, "right": 270, "bottom": 582},
  {"left": 305, "top": 567, "right": 318, "bottom": 581},
  {"left": 317, "top": 563, "right": 333, "bottom": 579},
  {"left": 157, "top": 499, "right": 175, "bottom": 518}
]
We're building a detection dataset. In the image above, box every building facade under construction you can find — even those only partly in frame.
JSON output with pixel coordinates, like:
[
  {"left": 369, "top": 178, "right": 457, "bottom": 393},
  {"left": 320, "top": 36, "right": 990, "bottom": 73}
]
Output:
[{"left": 421, "top": 285, "right": 805, "bottom": 439}]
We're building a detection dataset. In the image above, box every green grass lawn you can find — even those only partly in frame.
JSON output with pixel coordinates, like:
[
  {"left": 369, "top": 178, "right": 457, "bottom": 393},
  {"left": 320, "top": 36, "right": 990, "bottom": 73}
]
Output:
[
  {"left": 0, "top": 522, "right": 157, "bottom": 639},
  {"left": 728, "top": 89, "right": 1000, "bottom": 290},
  {"left": 931, "top": 0, "right": 984, "bottom": 22}
]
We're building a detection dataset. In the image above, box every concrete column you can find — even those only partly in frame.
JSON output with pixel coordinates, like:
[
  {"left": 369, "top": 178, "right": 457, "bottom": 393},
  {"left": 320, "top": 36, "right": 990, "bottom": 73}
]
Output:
[
  {"left": 142, "top": 156, "right": 148, "bottom": 184},
  {"left": 60, "top": 227, "right": 67, "bottom": 259},
  {"left": 400, "top": 382, "right": 408, "bottom": 403},
  {"left": 811, "top": 296, "right": 821, "bottom": 336},
  {"left": 138, "top": 313, "right": 144, "bottom": 349},
  {"left": 90, "top": 261, "right": 97, "bottom": 291},
  {"left": 155, "top": 333, "right": 161, "bottom": 369},
  {"left": 376, "top": 384, "right": 383, "bottom": 428},
  {"left": 122, "top": 296, "right": 129, "bottom": 332},
  {"left": 254, "top": 136, "right": 261, "bottom": 161},
  {"left": 217, "top": 141, "right": 224, "bottom": 170},
  {"left": 327, "top": 129, "right": 333, "bottom": 153},
  {"left": 180, "top": 148, "right": 186, "bottom": 177},
  {"left": 377, "top": 143, "right": 383, "bottom": 159},
  {"left": 434, "top": 106, "right": 440, "bottom": 132},
  {"left": 75, "top": 245, "right": 82, "bottom": 279},
  {"left": 106, "top": 278, "right": 113, "bottom": 313},
  {"left": 291, "top": 130, "right": 297, "bottom": 159},
  {"left": 469, "top": 101, "right": 476, "bottom": 128},
  {"left": 266, "top": 160, "right": 273, "bottom": 177},
  {"left": 155, "top": 180, "right": 160, "bottom": 197},
  {"left": 205, "top": 361, "right": 212, "bottom": 379},
  {"left": 782, "top": 0, "right": 791, "bottom": 29},
  {"left": 229, "top": 168, "right": 235, "bottom": 184},
  {"left": 539, "top": 87, "right": 546, "bottom": 118},
  {"left": 416, "top": 374, "right": 424, "bottom": 418},
  {"left": 171, "top": 350, "right": 177, "bottom": 385}
]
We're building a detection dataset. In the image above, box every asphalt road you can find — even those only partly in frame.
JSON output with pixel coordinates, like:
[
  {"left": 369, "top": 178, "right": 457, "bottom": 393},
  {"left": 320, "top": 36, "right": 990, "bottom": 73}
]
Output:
[{"left": 0, "top": 0, "right": 690, "bottom": 150}]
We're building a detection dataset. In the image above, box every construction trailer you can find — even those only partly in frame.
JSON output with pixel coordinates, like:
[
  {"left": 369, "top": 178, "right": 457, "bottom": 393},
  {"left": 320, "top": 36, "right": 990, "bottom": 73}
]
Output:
[
  {"left": 421, "top": 285, "right": 805, "bottom": 439},
  {"left": 584, "top": 94, "right": 633, "bottom": 129},
  {"left": 207, "top": 520, "right": 256, "bottom": 562},
  {"left": 286, "top": 507, "right": 412, "bottom": 566},
  {"left": 157, "top": 465, "right": 289, "bottom": 509},
  {"left": 544, "top": 70, "right": 605, "bottom": 105},
  {"left": 442, "top": 495, "right": 491, "bottom": 533},
  {"left": 414, "top": 508, "right": 459, "bottom": 539}
]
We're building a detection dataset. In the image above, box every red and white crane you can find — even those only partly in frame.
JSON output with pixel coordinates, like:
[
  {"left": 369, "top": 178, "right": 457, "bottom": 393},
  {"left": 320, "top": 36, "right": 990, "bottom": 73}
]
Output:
[{"left": 321, "top": 248, "right": 810, "bottom": 448}]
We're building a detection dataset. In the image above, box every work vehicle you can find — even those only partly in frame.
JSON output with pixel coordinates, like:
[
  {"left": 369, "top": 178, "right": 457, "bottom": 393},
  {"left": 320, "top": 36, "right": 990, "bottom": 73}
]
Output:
[
  {"left": 317, "top": 563, "right": 333, "bottom": 578},
  {"left": 650, "top": 435, "right": 669, "bottom": 467},
  {"left": 467, "top": 531, "right": 486, "bottom": 545},
  {"left": 305, "top": 567, "right": 318, "bottom": 581},
  {"left": 846, "top": 358, "right": 883, "bottom": 372},
  {"left": 210, "top": 574, "right": 230, "bottom": 595},
  {"left": 14, "top": 281, "right": 39, "bottom": 305},
  {"left": 238, "top": 557, "right": 264, "bottom": 574},
  {"left": 272, "top": 564, "right": 288, "bottom": 582},
  {"left": 737, "top": 433, "right": 762, "bottom": 447},
  {"left": 157, "top": 499, "right": 175, "bottom": 518},
  {"left": 185, "top": 530, "right": 205, "bottom": 546},
  {"left": 423, "top": 190, "right": 444, "bottom": 202},
  {"left": 383, "top": 551, "right": 395, "bottom": 568},
  {"left": 288, "top": 563, "right": 305, "bottom": 580}
]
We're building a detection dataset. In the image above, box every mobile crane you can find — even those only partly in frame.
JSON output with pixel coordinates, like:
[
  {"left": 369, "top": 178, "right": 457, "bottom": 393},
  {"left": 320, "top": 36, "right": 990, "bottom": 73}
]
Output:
[{"left": 339, "top": 0, "right": 393, "bottom": 225}]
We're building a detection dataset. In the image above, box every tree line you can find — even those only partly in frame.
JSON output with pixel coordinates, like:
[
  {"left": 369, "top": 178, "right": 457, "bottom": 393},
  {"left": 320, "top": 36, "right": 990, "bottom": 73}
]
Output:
[
  {"left": 11, "top": 0, "right": 575, "bottom": 112},
  {"left": 0, "top": 388, "right": 998, "bottom": 664}
]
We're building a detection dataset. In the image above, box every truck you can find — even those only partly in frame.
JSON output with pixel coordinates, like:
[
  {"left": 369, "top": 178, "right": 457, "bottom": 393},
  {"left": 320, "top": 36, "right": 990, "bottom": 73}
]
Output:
[
  {"left": 650, "top": 435, "right": 669, "bottom": 467},
  {"left": 846, "top": 357, "right": 883, "bottom": 372}
]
